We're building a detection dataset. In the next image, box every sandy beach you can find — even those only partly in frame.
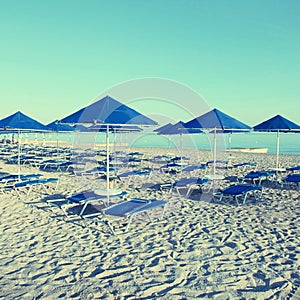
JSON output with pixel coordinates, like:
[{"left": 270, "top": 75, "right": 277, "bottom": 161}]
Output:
[{"left": 0, "top": 145, "right": 299, "bottom": 299}]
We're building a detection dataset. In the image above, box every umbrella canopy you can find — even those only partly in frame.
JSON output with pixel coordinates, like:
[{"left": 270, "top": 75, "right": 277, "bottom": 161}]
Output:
[
  {"left": 253, "top": 115, "right": 300, "bottom": 132},
  {"left": 159, "top": 121, "right": 203, "bottom": 135},
  {"left": 184, "top": 108, "right": 251, "bottom": 176},
  {"left": 0, "top": 111, "right": 48, "bottom": 131},
  {"left": 253, "top": 115, "right": 300, "bottom": 168},
  {"left": 89, "top": 124, "right": 142, "bottom": 133},
  {"left": 47, "top": 120, "right": 75, "bottom": 132},
  {"left": 60, "top": 95, "right": 157, "bottom": 126},
  {"left": 154, "top": 123, "right": 173, "bottom": 133},
  {"left": 60, "top": 95, "right": 158, "bottom": 201},
  {"left": 184, "top": 108, "right": 251, "bottom": 132},
  {"left": 74, "top": 124, "right": 92, "bottom": 132}
]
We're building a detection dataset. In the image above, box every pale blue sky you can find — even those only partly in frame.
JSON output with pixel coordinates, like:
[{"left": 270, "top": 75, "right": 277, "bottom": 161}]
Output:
[{"left": 0, "top": 0, "right": 299, "bottom": 126}]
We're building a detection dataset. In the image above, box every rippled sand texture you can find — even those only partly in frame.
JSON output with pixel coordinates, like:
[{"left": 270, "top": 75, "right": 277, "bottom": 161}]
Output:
[{"left": 0, "top": 149, "right": 299, "bottom": 299}]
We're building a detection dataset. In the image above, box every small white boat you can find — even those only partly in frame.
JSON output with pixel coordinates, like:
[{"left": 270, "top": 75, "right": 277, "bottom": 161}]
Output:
[{"left": 227, "top": 148, "right": 268, "bottom": 154}]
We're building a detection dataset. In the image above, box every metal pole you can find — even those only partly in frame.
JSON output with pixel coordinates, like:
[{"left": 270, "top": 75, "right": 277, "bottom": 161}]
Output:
[
  {"left": 106, "top": 125, "right": 110, "bottom": 203},
  {"left": 276, "top": 130, "right": 280, "bottom": 168},
  {"left": 213, "top": 128, "right": 217, "bottom": 177},
  {"left": 18, "top": 129, "right": 21, "bottom": 180}
]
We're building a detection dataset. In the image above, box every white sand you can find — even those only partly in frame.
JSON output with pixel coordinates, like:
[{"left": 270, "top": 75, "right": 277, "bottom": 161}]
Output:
[{"left": 0, "top": 147, "right": 299, "bottom": 299}]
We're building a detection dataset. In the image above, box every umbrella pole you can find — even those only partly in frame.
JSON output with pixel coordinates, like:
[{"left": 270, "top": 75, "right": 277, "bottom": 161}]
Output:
[
  {"left": 114, "top": 129, "right": 117, "bottom": 162},
  {"left": 180, "top": 133, "right": 183, "bottom": 167},
  {"left": 106, "top": 125, "right": 110, "bottom": 204},
  {"left": 213, "top": 128, "right": 216, "bottom": 177},
  {"left": 276, "top": 130, "right": 280, "bottom": 168},
  {"left": 18, "top": 129, "right": 21, "bottom": 180},
  {"left": 56, "top": 131, "right": 59, "bottom": 151},
  {"left": 56, "top": 123, "right": 59, "bottom": 149}
]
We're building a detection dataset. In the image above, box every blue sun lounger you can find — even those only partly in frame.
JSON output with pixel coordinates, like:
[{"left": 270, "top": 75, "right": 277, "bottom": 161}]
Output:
[
  {"left": 47, "top": 189, "right": 127, "bottom": 218},
  {"left": 281, "top": 174, "right": 300, "bottom": 191},
  {"left": 0, "top": 173, "right": 43, "bottom": 194},
  {"left": 83, "top": 198, "right": 167, "bottom": 234},
  {"left": 160, "top": 163, "right": 182, "bottom": 174},
  {"left": 14, "top": 177, "right": 59, "bottom": 196},
  {"left": 170, "top": 177, "right": 211, "bottom": 197},
  {"left": 117, "top": 169, "right": 151, "bottom": 184},
  {"left": 181, "top": 164, "right": 206, "bottom": 173},
  {"left": 0, "top": 173, "right": 43, "bottom": 183},
  {"left": 240, "top": 171, "right": 274, "bottom": 185},
  {"left": 286, "top": 166, "right": 300, "bottom": 173},
  {"left": 215, "top": 184, "right": 263, "bottom": 205},
  {"left": 232, "top": 162, "right": 257, "bottom": 171}
]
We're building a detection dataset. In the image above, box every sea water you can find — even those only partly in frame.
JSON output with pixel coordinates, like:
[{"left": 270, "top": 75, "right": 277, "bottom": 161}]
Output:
[{"left": 13, "top": 131, "right": 300, "bottom": 155}]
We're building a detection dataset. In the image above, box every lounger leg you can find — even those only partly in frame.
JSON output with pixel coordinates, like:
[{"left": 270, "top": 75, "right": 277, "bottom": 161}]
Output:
[
  {"left": 79, "top": 202, "right": 89, "bottom": 216},
  {"left": 186, "top": 186, "right": 193, "bottom": 197},
  {"left": 27, "top": 185, "right": 33, "bottom": 196},
  {"left": 242, "top": 194, "right": 248, "bottom": 205},
  {"left": 160, "top": 205, "right": 166, "bottom": 219},
  {"left": 125, "top": 216, "right": 134, "bottom": 232},
  {"left": 106, "top": 221, "right": 116, "bottom": 235},
  {"left": 42, "top": 184, "right": 49, "bottom": 194},
  {"left": 15, "top": 188, "right": 22, "bottom": 198},
  {"left": 145, "top": 211, "right": 152, "bottom": 223},
  {"left": 218, "top": 194, "right": 224, "bottom": 202}
]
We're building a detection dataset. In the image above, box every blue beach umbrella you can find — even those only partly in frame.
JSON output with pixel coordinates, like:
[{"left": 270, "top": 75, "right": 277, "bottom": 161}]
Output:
[
  {"left": 89, "top": 124, "right": 142, "bottom": 133},
  {"left": 184, "top": 108, "right": 251, "bottom": 132},
  {"left": 159, "top": 121, "right": 203, "bottom": 149},
  {"left": 253, "top": 115, "right": 300, "bottom": 168},
  {"left": 0, "top": 111, "right": 48, "bottom": 177},
  {"left": 184, "top": 108, "right": 251, "bottom": 175},
  {"left": 60, "top": 95, "right": 158, "bottom": 200},
  {"left": 158, "top": 121, "right": 203, "bottom": 164},
  {"left": 47, "top": 120, "right": 75, "bottom": 132},
  {"left": 159, "top": 121, "right": 203, "bottom": 135},
  {"left": 74, "top": 124, "right": 92, "bottom": 132},
  {"left": 0, "top": 111, "right": 48, "bottom": 131},
  {"left": 47, "top": 120, "right": 75, "bottom": 148},
  {"left": 60, "top": 95, "right": 157, "bottom": 126},
  {"left": 154, "top": 123, "right": 173, "bottom": 133}
]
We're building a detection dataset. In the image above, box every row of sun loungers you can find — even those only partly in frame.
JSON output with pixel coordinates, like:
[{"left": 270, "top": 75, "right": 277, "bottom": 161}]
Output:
[
  {"left": 0, "top": 145, "right": 299, "bottom": 235},
  {"left": 0, "top": 173, "right": 59, "bottom": 196}
]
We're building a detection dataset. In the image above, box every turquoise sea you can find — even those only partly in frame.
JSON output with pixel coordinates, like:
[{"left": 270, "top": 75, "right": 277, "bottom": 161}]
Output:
[{"left": 21, "top": 130, "right": 300, "bottom": 155}]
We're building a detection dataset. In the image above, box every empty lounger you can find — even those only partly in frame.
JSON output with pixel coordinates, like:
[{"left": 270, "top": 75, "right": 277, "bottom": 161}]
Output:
[
  {"left": 170, "top": 177, "right": 211, "bottom": 197},
  {"left": 47, "top": 188, "right": 126, "bottom": 218},
  {"left": 281, "top": 174, "right": 300, "bottom": 191},
  {"left": 215, "top": 184, "right": 263, "bottom": 205},
  {"left": 240, "top": 171, "right": 274, "bottom": 185},
  {"left": 14, "top": 177, "right": 59, "bottom": 196},
  {"left": 84, "top": 198, "right": 167, "bottom": 234}
]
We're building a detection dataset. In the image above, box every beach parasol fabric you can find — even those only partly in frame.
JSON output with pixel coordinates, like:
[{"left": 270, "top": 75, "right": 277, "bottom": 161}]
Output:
[
  {"left": 89, "top": 124, "right": 142, "bottom": 133},
  {"left": 184, "top": 108, "right": 251, "bottom": 132},
  {"left": 154, "top": 123, "right": 173, "bottom": 133},
  {"left": 74, "top": 124, "right": 92, "bottom": 132},
  {"left": 47, "top": 120, "right": 75, "bottom": 132},
  {"left": 253, "top": 115, "right": 300, "bottom": 168},
  {"left": 60, "top": 95, "right": 158, "bottom": 201},
  {"left": 158, "top": 121, "right": 203, "bottom": 135},
  {"left": 60, "top": 95, "right": 157, "bottom": 126},
  {"left": 184, "top": 108, "right": 251, "bottom": 175},
  {"left": 0, "top": 111, "right": 48, "bottom": 131}
]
